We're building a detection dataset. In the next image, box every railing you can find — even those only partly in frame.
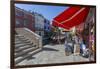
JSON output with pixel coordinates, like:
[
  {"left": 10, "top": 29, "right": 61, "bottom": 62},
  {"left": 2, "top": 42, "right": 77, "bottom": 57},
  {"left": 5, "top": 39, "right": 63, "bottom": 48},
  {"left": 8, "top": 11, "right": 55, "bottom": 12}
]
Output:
[{"left": 15, "top": 28, "right": 42, "bottom": 49}]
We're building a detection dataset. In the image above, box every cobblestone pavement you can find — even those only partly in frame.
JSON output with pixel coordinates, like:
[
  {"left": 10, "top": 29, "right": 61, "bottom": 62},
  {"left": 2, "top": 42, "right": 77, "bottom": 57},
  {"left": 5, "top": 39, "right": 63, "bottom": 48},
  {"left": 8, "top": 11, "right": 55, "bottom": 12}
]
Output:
[{"left": 17, "top": 44, "right": 90, "bottom": 65}]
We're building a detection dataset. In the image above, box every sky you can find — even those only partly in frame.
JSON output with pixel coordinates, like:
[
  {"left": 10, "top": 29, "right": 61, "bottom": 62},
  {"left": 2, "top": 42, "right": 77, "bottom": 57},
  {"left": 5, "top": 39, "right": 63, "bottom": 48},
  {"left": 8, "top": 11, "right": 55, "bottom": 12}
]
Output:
[{"left": 15, "top": 3, "right": 69, "bottom": 22}]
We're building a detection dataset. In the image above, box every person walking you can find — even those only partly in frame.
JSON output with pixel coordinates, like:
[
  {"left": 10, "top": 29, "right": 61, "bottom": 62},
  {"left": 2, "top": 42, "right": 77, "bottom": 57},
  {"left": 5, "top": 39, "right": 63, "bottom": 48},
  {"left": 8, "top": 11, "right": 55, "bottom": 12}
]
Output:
[
  {"left": 73, "top": 33, "right": 80, "bottom": 55},
  {"left": 64, "top": 32, "right": 72, "bottom": 56}
]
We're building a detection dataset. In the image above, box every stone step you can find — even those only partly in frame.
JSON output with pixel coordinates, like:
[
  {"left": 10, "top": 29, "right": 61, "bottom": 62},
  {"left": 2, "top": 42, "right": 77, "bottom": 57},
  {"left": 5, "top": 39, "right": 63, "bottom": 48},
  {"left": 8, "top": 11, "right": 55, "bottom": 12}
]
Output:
[
  {"left": 15, "top": 41, "right": 22, "bottom": 44},
  {"left": 14, "top": 34, "right": 41, "bottom": 65},
  {"left": 15, "top": 37, "right": 28, "bottom": 41},
  {"left": 18, "top": 38, "right": 28, "bottom": 41},
  {"left": 15, "top": 35, "right": 28, "bottom": 40},
  {"left": 22, "top": 40, "right": 31, "bottom": 44},
  {"left": 15, "top": 38, "right": 20, "bottom": 41},
  {"left": 15, "top": 35, "right": 25, "bottom": 41},
  {"left": 15, "top": 44, "right": 32, "bottom": 49},
  {"left": 15, "top": 45, "right": 36, "bottom": 53},
  {"left": 15, "top": 35, "right": 24, "bottom": 38},
  {"left": 15, "top": 39, "right": 31, "bottom": 44},
  {"left": 15, "top": 44, "right": 28, "bottom": 49},
  {"left": 15, "top": 42, "right": 33, "bottom": 49},
  {"left": 15, "top": 37, "right": 23, "bottom": 41},
  {"left": 15, "top": 48, "right": 41, "bottom": 65},
  {"left": 15, "top": 46, "right": 38, "bottom": 58}
]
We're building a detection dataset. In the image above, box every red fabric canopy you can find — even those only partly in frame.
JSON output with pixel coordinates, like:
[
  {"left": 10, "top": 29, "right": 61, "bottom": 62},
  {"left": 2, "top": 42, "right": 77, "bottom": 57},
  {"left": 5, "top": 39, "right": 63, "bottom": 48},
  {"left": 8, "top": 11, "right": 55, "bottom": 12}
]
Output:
[{"left": 52, "top": 6, "right": 90, "bottom": 30}]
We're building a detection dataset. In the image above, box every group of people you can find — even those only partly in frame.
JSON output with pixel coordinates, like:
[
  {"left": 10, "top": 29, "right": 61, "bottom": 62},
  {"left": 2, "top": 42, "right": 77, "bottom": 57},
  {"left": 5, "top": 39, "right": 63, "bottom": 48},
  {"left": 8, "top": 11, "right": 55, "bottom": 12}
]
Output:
[{"left": 64, "top": 32, "right": 91, "bottom": 58}]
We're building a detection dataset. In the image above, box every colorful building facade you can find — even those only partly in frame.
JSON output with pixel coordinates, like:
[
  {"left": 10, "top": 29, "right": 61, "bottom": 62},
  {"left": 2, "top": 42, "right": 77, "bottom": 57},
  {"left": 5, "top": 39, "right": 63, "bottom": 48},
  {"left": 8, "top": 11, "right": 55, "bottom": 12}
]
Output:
[
  {"left": 44, "top": 19, "right": 51, "bottom": 32},
  {"left": 15, "top": 7, "right": 35, "bottom": 32},
  {"left": 15, "top": 7, "right": 24, "bottom": 28},
  {"left": 75, "top": 8, "right": 96, "bottom": 50},
  {"left": 34, "top": 12, "right": 45, "bottom": 37}
]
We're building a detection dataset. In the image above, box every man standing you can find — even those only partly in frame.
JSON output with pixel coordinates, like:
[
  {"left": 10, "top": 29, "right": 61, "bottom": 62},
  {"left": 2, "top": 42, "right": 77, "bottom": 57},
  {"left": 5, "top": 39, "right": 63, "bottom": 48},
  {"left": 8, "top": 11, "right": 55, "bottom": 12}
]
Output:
[
  {"left": 64, "top": 32, "right": 72, "bottom": 56},
  {"left": 73, "top": 33, "right": 80, "bottom": 55}
]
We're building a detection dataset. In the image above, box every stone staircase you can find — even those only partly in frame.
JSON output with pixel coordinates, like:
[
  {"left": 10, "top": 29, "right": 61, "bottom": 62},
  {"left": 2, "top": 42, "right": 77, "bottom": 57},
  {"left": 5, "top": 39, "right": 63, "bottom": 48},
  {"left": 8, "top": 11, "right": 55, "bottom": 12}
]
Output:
[
  {"left": 15, "top": 35, "right": 41, "bottom": 65},
  {"left": 14, "top": 28, "right": 42, "bottom": 65}
]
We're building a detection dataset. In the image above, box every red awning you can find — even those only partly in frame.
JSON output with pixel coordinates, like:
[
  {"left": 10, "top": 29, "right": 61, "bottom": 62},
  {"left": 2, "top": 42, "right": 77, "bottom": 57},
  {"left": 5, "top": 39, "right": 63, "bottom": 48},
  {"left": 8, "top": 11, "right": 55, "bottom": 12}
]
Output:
[{"left": 52, "top": 6, "right": 90, "bottom": 30}]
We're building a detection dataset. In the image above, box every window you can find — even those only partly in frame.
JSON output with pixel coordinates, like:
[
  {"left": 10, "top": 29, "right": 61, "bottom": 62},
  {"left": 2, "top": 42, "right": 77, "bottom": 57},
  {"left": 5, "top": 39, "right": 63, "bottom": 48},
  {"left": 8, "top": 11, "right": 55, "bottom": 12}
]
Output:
[
  {"left": 33, "top": 23, "right": 35, "bottom": 29},
  {"left": 15, "top": 19, "right": 22, "bottom": 27},
  {"left": 44, "top": 26, "right": 46, "bottom": 29},
  {"left": 24, "top": 19, "right": 29, "bottom": 27},
  {"left": 16, "top": 20, "right": 20, "bottom": 25},
  {"left": 39, "top": 32, "right": 41, "bottom": 36},
  {"left": 48, "top": 27, "right": 49, "bottom": 30},
  {"left": 15, "top": 10, "right": 24, "bottom": 17}
]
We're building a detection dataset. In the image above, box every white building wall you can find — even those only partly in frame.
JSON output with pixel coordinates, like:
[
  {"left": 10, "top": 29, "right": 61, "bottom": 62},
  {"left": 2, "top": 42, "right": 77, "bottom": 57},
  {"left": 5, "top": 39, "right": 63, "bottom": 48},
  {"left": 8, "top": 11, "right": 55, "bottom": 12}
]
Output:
[{"left": 34, "top": 13, "right": 44, "bottom": 37}]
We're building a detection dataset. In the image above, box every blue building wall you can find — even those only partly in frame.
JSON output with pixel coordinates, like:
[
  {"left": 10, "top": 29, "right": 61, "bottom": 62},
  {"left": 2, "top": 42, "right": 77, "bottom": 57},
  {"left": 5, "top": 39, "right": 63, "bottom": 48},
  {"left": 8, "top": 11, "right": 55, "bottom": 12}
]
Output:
[{"left": 44, "top": 19, "right": 51, "bottom": 32}]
